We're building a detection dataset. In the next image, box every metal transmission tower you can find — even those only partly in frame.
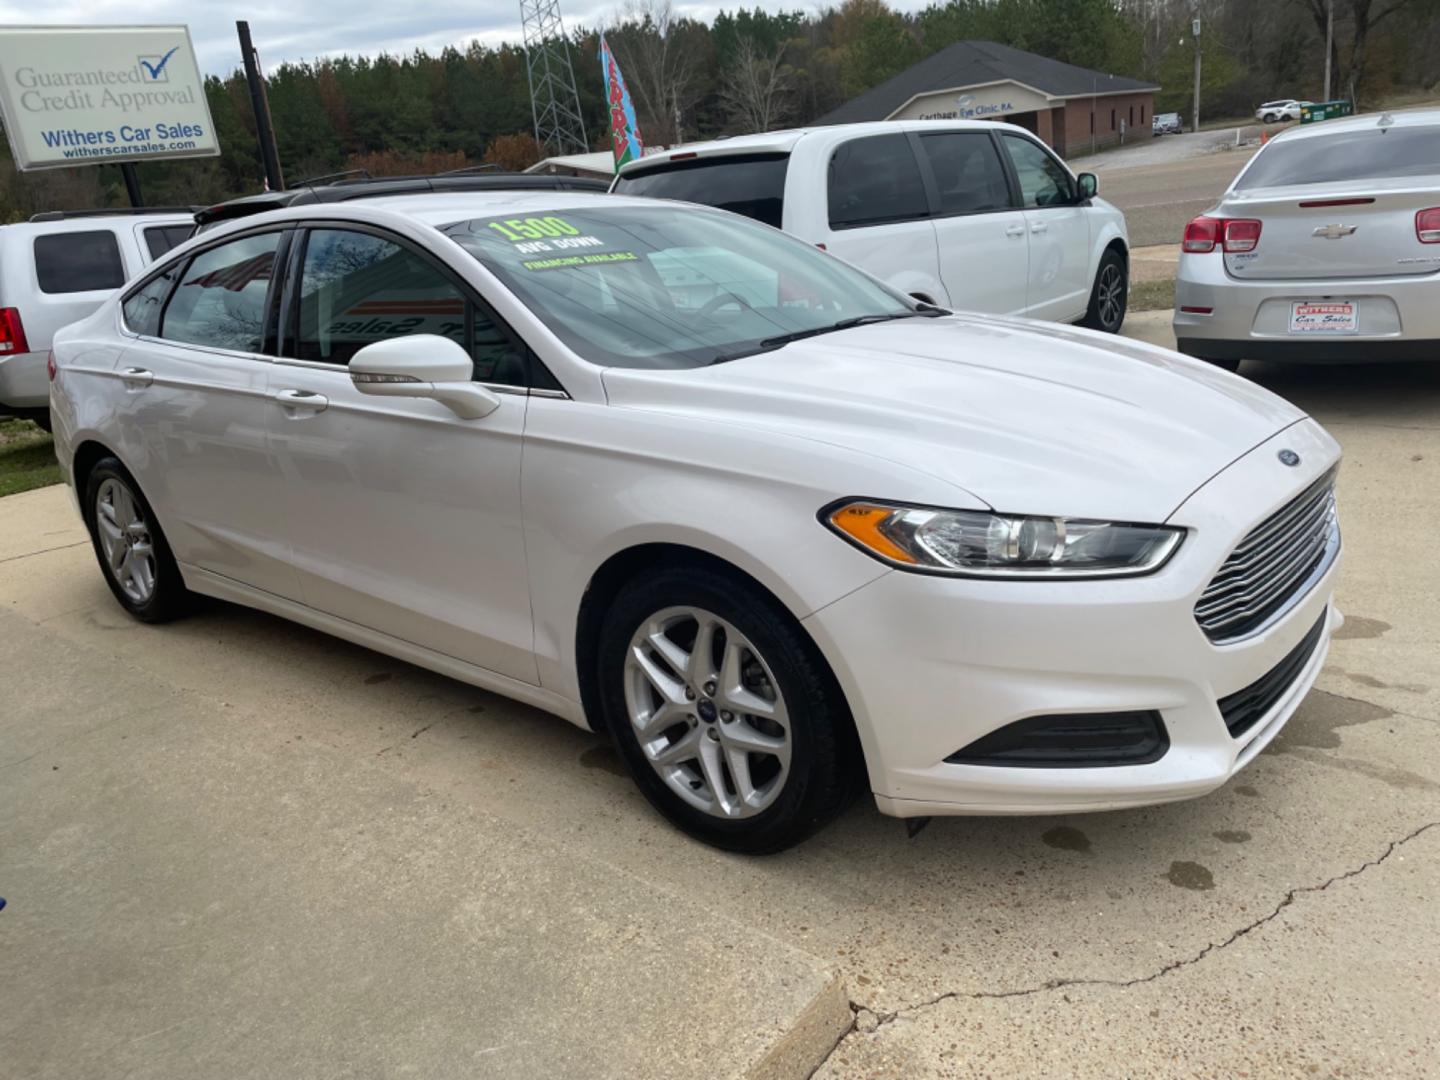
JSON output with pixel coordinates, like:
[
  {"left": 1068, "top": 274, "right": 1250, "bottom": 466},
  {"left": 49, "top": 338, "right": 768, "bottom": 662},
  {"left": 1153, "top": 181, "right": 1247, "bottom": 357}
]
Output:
[{"left": 520, "top": 0, "right": 589, "bottom": 157}]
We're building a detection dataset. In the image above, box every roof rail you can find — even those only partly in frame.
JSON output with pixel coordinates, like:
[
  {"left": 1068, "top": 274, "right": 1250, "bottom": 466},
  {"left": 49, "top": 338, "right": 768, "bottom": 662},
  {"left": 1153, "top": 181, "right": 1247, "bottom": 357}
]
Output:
[
  {"left": 28, "top": 206, "right": 201, "bottom": 222},
  {"left": 289, "top": 168, "right": 371, "bottom": 187},
  {"left": 193, "top": 173, "right": 610, "bottom": 227}
]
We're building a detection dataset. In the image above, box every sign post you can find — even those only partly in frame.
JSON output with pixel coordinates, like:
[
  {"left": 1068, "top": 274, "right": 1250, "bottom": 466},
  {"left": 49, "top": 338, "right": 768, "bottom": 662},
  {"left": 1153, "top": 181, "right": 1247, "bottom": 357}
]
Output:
[{"left": 0, "top": 24, "right": 218, "bottom": 204}]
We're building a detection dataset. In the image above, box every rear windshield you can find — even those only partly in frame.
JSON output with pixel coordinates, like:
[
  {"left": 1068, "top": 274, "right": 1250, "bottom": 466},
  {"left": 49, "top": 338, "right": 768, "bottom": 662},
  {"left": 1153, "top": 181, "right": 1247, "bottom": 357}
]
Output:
[
  {"left": 1236, "top": 125, "right": 1440, "bottom": 189},
  {"left": 612, "top": 154, "right": 788, "bottom": 229},
  {"left": 33, "top": 231, "right": 126, "bottom": 294}
]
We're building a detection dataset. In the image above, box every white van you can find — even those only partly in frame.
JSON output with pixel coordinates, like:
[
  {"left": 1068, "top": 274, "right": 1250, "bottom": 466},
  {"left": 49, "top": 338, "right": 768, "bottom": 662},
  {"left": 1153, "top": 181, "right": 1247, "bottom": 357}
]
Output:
[
  {"left": 613, "top": 121, "right": 1131, "bottom": 332},
  {"left": 0, "top": 209, "right": 194, "bottom": 430}
]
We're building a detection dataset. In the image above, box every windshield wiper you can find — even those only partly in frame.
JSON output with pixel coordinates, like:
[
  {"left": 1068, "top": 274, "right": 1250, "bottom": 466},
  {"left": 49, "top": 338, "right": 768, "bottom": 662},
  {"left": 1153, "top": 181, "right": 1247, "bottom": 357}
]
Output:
[{"left": 709, "top": 308, "right": 948, "bottom": 365}]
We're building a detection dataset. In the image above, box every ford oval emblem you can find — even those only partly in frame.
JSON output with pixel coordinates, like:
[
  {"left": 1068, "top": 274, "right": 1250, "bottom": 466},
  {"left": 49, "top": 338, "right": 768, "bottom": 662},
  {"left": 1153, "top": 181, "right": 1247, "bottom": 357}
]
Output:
[{"left": 1278, "top": 449, "right": 1301, "bottom": 467}]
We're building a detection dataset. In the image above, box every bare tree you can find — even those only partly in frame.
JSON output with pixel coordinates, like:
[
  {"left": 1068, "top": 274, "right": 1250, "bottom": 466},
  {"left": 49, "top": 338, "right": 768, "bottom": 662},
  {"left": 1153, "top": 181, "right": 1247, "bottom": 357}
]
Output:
[
  {"left": 720, "top": 37, "right": 793, "bottom": 134},
  {"left": 606, "top": 0, "right": 697, "bottom": 146},
  {"left": 1296, "top": 0, "right": 1436, "bottom": 104}
]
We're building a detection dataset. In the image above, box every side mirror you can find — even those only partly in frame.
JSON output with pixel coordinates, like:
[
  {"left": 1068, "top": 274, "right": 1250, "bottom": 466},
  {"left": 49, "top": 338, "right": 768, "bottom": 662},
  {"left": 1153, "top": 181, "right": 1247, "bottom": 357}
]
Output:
[
  {"left": 1077, "top": 173, "right": 1098, "bottom": 201},
  {"left": 350, "top": 335, "right": 501, "bottom": 420}
]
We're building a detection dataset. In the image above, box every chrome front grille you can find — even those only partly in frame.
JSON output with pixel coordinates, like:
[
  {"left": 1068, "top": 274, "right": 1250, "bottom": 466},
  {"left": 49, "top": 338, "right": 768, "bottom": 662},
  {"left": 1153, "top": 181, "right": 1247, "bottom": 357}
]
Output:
[{"left": 1196, "top": 469, "right": 1339, "bottom": 643}]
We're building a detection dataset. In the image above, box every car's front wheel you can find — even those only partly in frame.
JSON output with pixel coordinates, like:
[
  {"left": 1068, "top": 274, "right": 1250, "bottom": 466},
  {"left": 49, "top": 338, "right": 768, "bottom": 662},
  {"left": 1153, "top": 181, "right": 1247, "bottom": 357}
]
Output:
[
  {"left": 597, "top": 565, "right": 855, "bottom": 853},
  {"left": 1263, "top": 112, "right": 1278, "bottom": 123},
  {"left": 1080, "top": 249, "right": 1127, "bottom": 333},
  {"left": 82, "top": 458, "right": 193, "bottom": 623}
]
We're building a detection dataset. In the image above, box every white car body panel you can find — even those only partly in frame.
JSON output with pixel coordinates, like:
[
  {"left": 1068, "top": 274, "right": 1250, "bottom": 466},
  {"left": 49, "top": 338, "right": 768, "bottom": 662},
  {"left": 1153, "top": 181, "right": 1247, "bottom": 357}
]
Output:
[
  {"left": 0, "top": 213, "right": 191, "bottom": 412},
  {"left": 51, "top": 191, "right": 1340, "bottom": 819},
  {"left": 613, "top": 121, "right": 1129, "bottom": 322}
]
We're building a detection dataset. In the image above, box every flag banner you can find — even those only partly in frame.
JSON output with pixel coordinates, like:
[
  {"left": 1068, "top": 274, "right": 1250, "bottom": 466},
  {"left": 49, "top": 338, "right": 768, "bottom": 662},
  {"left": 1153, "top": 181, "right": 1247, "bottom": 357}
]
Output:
[{"left": 600, "top": 35, "right": 643, "bottom": 169}]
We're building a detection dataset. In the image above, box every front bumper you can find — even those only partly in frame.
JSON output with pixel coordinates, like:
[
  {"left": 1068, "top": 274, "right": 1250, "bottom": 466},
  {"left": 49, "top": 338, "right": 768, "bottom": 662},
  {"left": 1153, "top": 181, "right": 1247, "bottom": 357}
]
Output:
[
  {"left": 803, "top": 419, "right": 1342, "bottom": 817},
  {"left": 1173, "top": 252, "right": 1440, "bottom": 363}
]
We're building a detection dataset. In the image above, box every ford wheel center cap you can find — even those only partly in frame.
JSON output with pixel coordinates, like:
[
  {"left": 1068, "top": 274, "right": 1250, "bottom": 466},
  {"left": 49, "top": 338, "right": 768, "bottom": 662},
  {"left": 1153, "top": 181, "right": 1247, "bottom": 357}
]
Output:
[{"left": 1278, "top": 449, "right": 1301, "bottom": 467}]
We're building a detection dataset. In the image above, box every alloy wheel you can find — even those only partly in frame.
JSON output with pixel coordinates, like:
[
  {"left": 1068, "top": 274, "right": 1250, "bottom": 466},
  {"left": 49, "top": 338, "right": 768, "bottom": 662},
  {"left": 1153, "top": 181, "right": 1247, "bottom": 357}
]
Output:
[
  {"left": 1098, "top": 263, "right": 1125, "bottom": 330},
  {"left": 95, "top": 477, "right": 156, "bottom": 605},
  {"left": 623, "top": 605, "right": 792, "bottom": 819}
]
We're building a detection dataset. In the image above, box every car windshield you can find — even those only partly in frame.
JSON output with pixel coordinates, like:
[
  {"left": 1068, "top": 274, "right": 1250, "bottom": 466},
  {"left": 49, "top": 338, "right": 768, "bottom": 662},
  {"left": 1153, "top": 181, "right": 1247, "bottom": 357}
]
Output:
[
  {"left": 1236, "top": 125, "right": 1440, "bottom": 188},
  {"left": 444, "top": 205, "right": 916, "bottom": 370}
]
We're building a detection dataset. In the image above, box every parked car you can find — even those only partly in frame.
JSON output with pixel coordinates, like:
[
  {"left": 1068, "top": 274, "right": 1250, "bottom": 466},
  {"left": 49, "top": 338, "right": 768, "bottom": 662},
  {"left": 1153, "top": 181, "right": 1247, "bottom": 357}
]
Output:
[
  {"left": 1153, "top": 112, "right": 1184, "bottom": 135},
  {"left": 52, "top": 188, "right": 1341, "bottom": 852},
  {"left": 1175, "top": 109, "right": 1440, "bottom": 370},
  {"left": 612, "top": 121, "right": 1131, "bottom": 333},
  {"left": 1255, "top": 100, "right": 1311, "bottom": 123},
  {"left": 0, "top": 209, "right": 194, "bottom": 430}
]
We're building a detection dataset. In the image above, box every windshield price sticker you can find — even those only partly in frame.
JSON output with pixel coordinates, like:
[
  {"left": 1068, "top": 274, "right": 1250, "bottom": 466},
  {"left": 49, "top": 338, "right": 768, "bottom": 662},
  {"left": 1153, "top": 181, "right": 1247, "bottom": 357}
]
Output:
[{"left": 482, "top": 216, "right": 639, "bottom": 271}]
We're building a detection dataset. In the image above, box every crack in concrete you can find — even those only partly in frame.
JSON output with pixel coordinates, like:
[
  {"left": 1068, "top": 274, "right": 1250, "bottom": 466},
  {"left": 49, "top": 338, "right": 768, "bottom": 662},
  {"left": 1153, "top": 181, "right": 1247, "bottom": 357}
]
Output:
[{"left": 815, "top": 819, "right": 1438, "bottom": 1070}]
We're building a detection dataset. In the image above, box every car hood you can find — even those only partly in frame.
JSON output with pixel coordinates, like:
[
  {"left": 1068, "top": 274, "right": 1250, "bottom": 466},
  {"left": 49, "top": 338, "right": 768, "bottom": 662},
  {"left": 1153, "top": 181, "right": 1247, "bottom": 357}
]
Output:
[{"left": 600, "top": 315, "right": 1305, "bottom": 522}]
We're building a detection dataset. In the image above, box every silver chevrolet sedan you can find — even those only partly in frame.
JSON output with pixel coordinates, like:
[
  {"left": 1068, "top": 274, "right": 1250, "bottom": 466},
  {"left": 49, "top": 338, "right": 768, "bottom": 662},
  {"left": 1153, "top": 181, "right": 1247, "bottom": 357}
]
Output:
[{"left": 1174, "top": 109, "right": 1440, "bottom": 371}]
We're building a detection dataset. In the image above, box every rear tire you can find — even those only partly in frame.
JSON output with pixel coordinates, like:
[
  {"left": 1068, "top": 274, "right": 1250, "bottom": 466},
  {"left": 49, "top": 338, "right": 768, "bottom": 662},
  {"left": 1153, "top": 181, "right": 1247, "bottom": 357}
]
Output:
[
  {"left": 597, "top": 564, "right": 856, "bottom": 853},
  {"left": 81, "top": 457, "right": 193, "bottom": 623},
  {"left": 1080, "top": 249, "right": 1127, "bottom": 333}
]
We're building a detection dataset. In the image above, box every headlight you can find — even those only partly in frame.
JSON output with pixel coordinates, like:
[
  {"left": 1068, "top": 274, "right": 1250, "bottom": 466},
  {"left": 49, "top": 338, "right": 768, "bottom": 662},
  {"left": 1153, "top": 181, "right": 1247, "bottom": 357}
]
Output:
[{"left": 823, "top": 500, "right": 1184, "bottom": 578}]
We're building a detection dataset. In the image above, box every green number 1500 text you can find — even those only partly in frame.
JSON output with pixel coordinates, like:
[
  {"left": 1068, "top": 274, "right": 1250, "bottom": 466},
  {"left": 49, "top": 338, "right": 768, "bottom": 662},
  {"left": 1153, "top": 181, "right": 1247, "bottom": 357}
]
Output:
[{"left": 487, "top": 217, "right": 583, "bottom": 241}]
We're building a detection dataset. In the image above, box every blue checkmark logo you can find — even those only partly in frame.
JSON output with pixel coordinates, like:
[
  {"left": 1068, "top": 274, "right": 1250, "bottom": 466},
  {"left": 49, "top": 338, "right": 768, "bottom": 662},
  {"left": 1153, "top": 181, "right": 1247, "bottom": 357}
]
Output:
[{"left": 138, "top": 46, "right": 179, "bottom": 81}]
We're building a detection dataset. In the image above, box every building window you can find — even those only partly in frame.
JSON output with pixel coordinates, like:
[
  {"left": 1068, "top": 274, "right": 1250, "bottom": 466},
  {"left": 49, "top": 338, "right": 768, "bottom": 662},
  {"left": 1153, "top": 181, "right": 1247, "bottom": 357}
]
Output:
[
  {"left": 1129, "top": 105, "right": 1134, "bottom": 127},
  {"left": 1141, "top": 104, "right": 1146, "bottom": 125},
  {"left": 1110, "top": 108, "right": 1116, "bottom": 130},
  {"left": 1090, "top": 111, "right": 1095, "bottom": 135}
]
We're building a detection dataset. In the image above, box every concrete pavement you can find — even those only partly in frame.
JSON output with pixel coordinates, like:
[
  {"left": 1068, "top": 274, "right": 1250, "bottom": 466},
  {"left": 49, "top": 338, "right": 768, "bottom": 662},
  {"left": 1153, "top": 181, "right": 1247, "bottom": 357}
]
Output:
[{"left": 3, "top": 336, "right": 1439, "bottom": 1077}]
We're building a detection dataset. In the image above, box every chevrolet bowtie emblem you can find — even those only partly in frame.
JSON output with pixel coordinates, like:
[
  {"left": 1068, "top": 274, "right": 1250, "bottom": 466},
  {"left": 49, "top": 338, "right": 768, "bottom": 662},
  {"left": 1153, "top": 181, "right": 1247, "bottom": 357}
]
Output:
[{"left": 1313, "top": 223, "right": 1358, "bottom": 239}]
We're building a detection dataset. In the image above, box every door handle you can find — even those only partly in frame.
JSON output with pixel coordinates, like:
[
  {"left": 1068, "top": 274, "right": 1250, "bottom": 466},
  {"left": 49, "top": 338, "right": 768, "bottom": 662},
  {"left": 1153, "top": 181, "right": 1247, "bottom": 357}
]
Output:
[
  {"left": 275, "top": 388, "right": 329, "bottom": 414},
  {"left": 1030, "top": 223, "right": 1049, "bottom": 235},
  {"left": 1005, "top": 225, "right": 1026, "bottom": 238},
  {"left": 119, "top": 366, "right": 153, "bottom": 389}
]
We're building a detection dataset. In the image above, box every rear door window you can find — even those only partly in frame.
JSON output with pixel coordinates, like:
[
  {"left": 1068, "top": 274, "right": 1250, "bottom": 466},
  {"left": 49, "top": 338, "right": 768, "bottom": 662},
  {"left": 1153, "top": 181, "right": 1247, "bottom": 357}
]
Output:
[
  {"left": 1236, "top": 126, "right": 1440, "bottom": 188},
  {"left": 121, "top": 263, "right": 184, "bottom": 337},
  {"left": 613, "top": 154, "right": 789, "bottom": 229},
  {"left": 143, "top": 224, "right": 195, "bottom": 260},
  {"left": 828, "top": 134, "right": 929, "bottom": 229},
  {"left": 33, "top": 231, "right": 126, "bottom": 294},
  {"left": 918, "top": 133, "right": 1013, "bottom": 215},
  {"left": 160, "top": 232, "right": 281, "bottom": 354}
]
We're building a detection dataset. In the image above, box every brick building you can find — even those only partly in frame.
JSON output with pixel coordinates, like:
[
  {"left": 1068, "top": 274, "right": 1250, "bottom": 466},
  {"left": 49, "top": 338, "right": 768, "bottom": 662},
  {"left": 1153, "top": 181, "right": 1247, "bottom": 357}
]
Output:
[{"left": 815, "top": 41, "right": 1158, "bottom": 158}]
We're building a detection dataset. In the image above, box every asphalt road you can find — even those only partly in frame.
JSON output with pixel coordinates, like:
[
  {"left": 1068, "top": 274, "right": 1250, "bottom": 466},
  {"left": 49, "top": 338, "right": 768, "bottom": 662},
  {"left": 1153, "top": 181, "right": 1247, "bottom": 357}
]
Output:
[
  {"left": 3, "top": 327, "right": 1439, "bottom": 1078},
  {"left": 1100, "top": 146, "right": 1257, "bottom": 247}
]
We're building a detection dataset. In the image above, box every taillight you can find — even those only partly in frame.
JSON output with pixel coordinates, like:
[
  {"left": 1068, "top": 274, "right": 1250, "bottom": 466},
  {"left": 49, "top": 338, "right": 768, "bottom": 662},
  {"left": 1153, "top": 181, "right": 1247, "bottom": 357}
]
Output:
[
  {"left": 47, "top": 351, "right": 57, "bottom": 382},
  {"left": 1418, "top": 208, "right": 1440, "bottom": 244},
  {"left": 0, "top": 307, "right": 28, "bottom": 355},
  {"left": 1182, "top": 216, "right": 1262, "bottom": 254},
  {"left": 1223, "top": 219, "right": 1262, "bottom": 252}
]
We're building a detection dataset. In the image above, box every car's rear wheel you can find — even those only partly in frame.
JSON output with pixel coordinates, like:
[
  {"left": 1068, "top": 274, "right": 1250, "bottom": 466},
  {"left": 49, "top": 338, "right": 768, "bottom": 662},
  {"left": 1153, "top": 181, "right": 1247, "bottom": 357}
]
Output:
[
  {"left": 597, "top": 565, "right": 855, "bottom": 853},
  {"left": 82, "top": 458, "right": 193, "bottom": 623},
  {"left": 1080, "top": 249, "right": 1127, "bottom": 333}
]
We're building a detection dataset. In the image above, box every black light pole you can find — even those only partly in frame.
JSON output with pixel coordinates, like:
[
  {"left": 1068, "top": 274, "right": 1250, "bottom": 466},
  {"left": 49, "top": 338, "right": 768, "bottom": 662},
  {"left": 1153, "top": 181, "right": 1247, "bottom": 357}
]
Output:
[
  {"left": 237, "top": 20, "right": 285, "bottom": 191},
  {"left": 120, "top": 162, "right": 143, "bottom": 207}
]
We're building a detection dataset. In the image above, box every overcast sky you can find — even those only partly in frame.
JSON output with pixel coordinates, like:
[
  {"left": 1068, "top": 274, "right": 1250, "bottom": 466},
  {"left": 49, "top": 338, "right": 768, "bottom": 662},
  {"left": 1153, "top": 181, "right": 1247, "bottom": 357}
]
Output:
[{"left": 0, "top": 1, "right": 926, "bottom": 76}]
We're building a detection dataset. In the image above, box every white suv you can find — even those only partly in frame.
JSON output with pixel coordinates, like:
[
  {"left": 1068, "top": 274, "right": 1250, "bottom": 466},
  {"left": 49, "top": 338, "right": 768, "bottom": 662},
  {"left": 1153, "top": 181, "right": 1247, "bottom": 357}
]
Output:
[
  {"left": 613, "top": 121, "right": 1132, "bottom": 332},
  {"left": 1255, "top": 100, "right": 1309, "bottom": 123},
  {"left": 0, "top": 209, "right": 193, "bottom": 430}
]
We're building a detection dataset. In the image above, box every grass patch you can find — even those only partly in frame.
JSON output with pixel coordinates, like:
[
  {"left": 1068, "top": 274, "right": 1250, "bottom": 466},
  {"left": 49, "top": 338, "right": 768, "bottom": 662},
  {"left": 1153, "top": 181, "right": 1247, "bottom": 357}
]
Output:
[
  {"left": 0, "top": 418, "right": 62, "bottom": 497},
  {"left": 1130, "top": 278, "right": 1175, "bottom": 313}
]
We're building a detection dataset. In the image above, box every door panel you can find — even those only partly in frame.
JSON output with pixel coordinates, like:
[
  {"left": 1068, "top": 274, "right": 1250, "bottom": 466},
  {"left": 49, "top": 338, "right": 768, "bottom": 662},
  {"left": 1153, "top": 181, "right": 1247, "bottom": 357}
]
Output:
[
  {"left": 1000, "top": 134, "right": 1093, "bottom": 321},
  {"left": 113, "top": 230, "right": 297, "bottom": 597},
  {"left": 917, "top": 131, "right": 1029, "bottom": 315},
  {"left": 823, "top": 132, "right": 945, "bottom": 303},
  {"left": 266, "top": 226, "right": 537, "bottom": 682},
  {"left": 267, "top": 366, "right": 536, "bottom": 682}
]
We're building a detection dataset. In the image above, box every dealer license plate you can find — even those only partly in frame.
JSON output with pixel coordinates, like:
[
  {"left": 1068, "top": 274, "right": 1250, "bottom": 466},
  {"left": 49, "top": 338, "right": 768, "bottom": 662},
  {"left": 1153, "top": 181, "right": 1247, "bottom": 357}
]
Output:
[{"left": 1289, "top": 301, "right": 1358, "bottom": 334}]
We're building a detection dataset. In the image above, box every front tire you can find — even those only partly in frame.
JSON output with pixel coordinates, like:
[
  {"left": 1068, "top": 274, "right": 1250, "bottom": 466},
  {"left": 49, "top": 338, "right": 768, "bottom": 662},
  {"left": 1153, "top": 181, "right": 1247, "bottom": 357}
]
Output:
[
  {"left": 1263, "top": 112, "right": 1278, "bottom": 123},
  {"left": 597, "top": 565, "right": 855, "bottom": 853},
  {"left": 82, "top": 458, "right": 193, "bottom": 623},
  {"left": 1080, "top": 249, "right": 1127, "bottom": 333}
]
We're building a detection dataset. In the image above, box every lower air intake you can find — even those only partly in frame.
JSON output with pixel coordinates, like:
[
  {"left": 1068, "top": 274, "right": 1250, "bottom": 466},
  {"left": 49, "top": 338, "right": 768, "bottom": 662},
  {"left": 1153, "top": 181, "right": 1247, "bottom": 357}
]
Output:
[{"left": 946, "top": 711, "right": 1169, "bottom": 768}]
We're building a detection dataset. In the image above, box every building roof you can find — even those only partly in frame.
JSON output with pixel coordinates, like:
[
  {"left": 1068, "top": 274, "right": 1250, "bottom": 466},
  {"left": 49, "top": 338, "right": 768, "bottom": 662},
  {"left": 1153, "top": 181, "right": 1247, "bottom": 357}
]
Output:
[
  {"left": 815, "top": 40, "right": 1158, "bottom": 125},
  {"left": 524, "top": 151, "right": 617, "bottom": 178}
]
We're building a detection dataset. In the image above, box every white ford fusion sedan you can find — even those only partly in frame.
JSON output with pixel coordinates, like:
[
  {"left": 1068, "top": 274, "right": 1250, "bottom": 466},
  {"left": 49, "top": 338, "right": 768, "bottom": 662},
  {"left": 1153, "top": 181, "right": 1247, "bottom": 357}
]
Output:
[{"left": 50, "top": 189, "right": 1342, "bottom": 852}]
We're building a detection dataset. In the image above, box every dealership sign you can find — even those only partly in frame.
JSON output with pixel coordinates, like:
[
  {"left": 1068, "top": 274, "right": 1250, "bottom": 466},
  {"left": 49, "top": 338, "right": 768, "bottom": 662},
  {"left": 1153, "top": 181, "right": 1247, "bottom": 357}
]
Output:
[{"left": 0, "top": 25, "right": 218, "bottom": 170}]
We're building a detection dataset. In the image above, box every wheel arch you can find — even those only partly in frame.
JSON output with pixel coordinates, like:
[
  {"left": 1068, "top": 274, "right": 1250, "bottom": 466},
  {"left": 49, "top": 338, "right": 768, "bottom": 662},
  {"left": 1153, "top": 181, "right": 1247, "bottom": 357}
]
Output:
[{"left": 573, "top": 542, "right": 861, "bottom": 769}]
